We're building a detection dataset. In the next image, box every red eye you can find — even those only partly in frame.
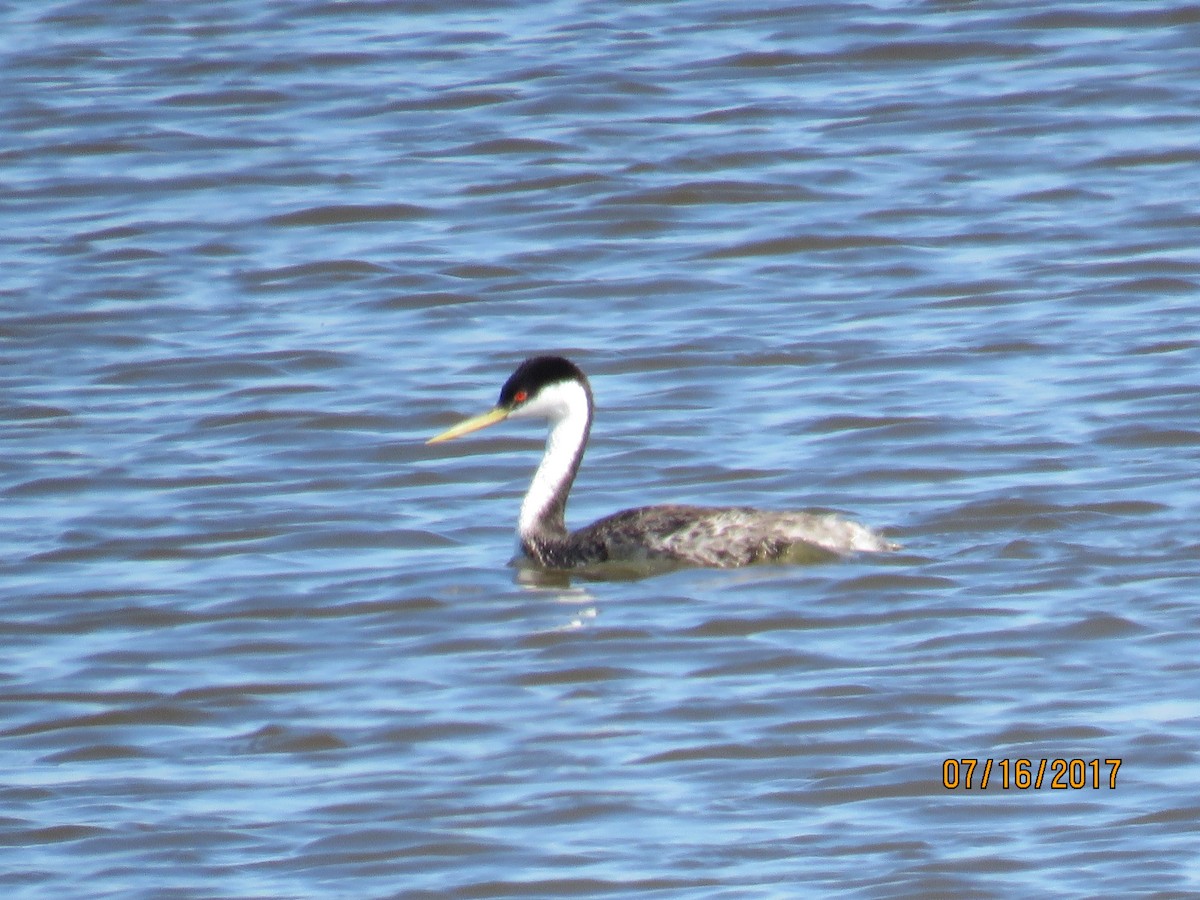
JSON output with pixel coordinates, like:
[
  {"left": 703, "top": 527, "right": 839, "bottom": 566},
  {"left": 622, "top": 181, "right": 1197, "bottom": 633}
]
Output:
[{"left": 514, "top": 390, "right": 528, "bottom": 403}]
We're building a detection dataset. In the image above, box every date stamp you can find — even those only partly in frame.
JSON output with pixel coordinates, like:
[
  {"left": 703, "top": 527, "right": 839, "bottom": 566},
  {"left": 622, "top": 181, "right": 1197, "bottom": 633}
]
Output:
[{"left": 942, "top": 758, "right": 1121, "bottom": 790}]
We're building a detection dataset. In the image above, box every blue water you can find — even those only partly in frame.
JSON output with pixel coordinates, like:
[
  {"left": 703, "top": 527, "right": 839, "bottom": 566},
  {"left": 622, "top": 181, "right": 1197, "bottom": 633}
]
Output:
[{"left": 3, "top": 1, "right": 1200, "bottom": 896}]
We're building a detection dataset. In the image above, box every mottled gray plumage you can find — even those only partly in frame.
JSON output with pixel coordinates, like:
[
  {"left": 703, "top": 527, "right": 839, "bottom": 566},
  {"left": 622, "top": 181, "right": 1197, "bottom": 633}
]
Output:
[
  {"left": 523, "top": 503, "right": 895, "bottom": 569},
  {"left": 430, "top": 355, "right": 897, "bottom": 571}
]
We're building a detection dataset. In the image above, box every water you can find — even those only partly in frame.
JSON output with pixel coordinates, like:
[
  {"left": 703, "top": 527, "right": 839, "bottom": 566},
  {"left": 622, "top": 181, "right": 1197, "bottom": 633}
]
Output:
[{"left": 3, "top": 1, "right": 1200, "bottom": 896}]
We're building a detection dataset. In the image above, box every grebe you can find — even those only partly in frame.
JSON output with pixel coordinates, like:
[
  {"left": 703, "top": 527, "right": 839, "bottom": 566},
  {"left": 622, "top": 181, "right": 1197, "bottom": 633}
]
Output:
[{"left": 428, "top": 356, "right": 897, "bottom": 569}]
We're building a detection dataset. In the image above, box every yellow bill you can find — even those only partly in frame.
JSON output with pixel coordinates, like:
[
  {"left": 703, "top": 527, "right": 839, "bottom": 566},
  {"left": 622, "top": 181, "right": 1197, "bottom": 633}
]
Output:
[{"left": 427, "top": 406, "right": 509, "bottom": 444}]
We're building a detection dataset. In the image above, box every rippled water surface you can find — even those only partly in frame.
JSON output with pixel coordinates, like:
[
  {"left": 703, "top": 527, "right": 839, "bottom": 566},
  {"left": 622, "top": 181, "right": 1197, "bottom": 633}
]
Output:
[{"left": 4, "top": 1, "right": 1200, "bottom": 896}]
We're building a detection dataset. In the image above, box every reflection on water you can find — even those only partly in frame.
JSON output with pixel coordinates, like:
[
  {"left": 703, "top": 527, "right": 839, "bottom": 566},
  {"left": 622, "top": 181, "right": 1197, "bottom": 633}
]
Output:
[{"left": 4, "top": 0, "right": 1200, "bottom": 897}]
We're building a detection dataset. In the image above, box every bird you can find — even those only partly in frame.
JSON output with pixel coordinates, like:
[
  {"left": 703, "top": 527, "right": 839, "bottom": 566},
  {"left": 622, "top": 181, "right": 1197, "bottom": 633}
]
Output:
[{"left": 428, "top": 356, "right": 897, "bottom": 570}]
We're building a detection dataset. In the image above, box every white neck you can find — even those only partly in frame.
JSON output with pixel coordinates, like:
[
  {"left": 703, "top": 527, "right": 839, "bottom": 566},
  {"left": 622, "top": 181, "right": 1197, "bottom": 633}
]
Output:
[{"left": 514, "top": 380, "right": 592, "bottom": 539}]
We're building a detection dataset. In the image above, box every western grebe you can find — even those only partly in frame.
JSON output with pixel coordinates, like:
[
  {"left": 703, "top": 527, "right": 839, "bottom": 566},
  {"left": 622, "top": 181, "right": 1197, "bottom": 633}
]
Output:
[{"left": 428, "top": 356, "right": 897, "bottom": 569}]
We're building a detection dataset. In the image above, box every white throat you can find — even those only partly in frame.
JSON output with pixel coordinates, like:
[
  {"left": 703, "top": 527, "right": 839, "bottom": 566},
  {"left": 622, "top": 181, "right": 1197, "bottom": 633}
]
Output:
[{"left": 515, "top": 379, "right": 591, "bottom": 538}]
